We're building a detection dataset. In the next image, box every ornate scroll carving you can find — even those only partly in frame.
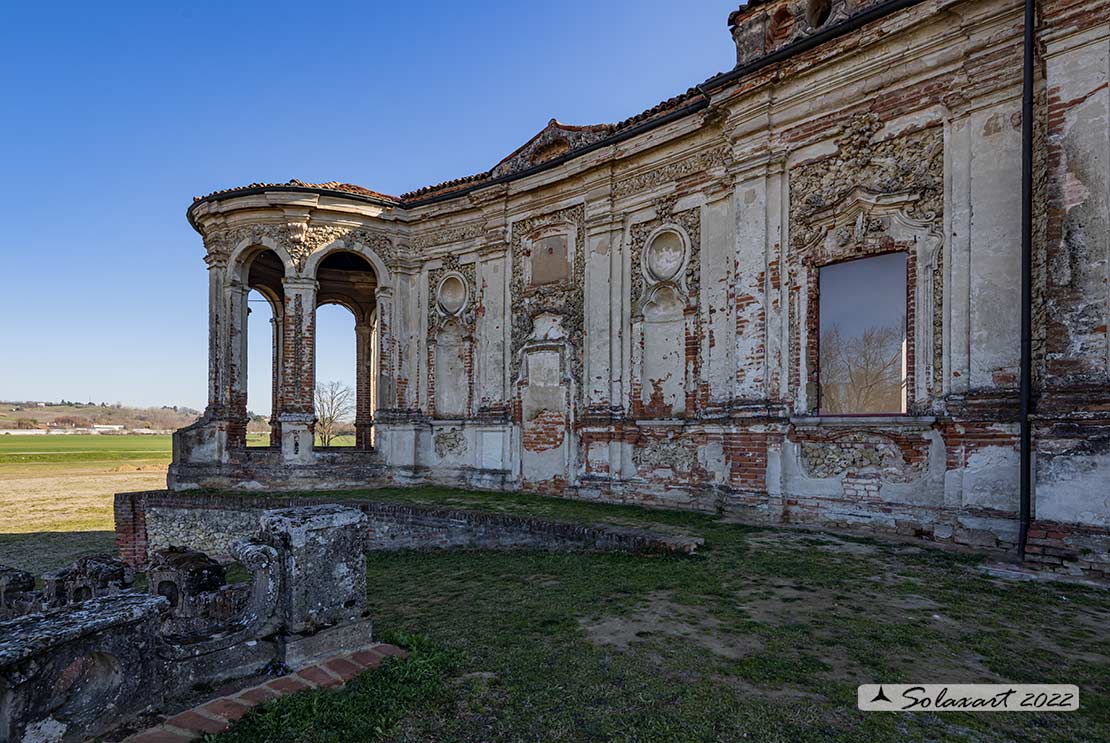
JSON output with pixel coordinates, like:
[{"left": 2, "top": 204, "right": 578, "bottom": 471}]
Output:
[
  {"left": 411, "top": 222, "right": 483, "bottom": 252},
  {"left": 630, "top": 203, "right": 702, "bottom": 308},
  {"left": 614, "top": 146, "right": 730, "bottom": 200},
  {"left": 203, "top": 222, "right": 395, "bottom": 273},
  {"left": 433, "top": 429, "right": 467, "bottom": 458},
  {"left": 300, "top": 224, "right": 394, "bottom": 272},
  {"left": 788, "top": 116, "right": 946, "bottom": 405},
  {"left": 790, "top": 114, "right": 943, "bottom": 249}
]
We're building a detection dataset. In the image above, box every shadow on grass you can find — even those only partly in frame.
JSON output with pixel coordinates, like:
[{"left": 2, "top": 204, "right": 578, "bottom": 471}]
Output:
[{"left": 0, "top": 531, "right": 116, "bottom": 575}]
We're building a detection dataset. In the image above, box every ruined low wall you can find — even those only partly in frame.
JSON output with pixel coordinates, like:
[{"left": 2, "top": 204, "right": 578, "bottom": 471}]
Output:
[{"left": 115, "top": 491, "right": 703, "bottom": 567}]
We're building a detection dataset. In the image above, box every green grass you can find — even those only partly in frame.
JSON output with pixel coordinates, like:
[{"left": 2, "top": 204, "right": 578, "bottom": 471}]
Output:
[
  {"left": 0, "top": 434, "right": 170, "bottom": 574},
  {"left": 210, "top": 488, "right": 1110, "bottom": 743},
  {"left": 210, "top": 634, "right": 457, "bottom": 743},
  {"left": 316, "top": 434, "right": 357, "bottom": 447},
  {"left": 246, "top": 434, "right": 357, "bottom": 448},
  {"left": 0, "top": 434, "right": 172, "bottom": 464}
]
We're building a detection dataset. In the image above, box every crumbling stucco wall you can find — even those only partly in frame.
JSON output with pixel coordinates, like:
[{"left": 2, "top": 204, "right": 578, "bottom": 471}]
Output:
[{"left": 172, "top": 0, "right": 1110, "bottom": 577}]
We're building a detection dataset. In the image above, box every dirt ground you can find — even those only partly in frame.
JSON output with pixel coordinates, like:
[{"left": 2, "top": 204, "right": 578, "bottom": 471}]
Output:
[{"left": 0, "top": 465, "right": 165, "bottom": 574}]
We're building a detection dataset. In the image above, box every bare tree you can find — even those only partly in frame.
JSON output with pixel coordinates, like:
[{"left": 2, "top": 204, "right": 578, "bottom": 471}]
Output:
[
  {"left": 819, "top": 318, "right": 906, "bottom": 414},
  {"left": 314, "top": 381, "right": 355, "bottom": 447}
]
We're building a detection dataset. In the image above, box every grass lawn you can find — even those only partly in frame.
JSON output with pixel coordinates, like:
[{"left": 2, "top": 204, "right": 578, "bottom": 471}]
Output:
[
  {"left": 0, "top": 433, "right": 172, "bottom": 465},
  {"left": 212, "top": 488, "right": 1110, "bottom": 743},
  {"left": 0, "top": 434, "right": 170, "bottom": 574},
  {"left": 245, "top": 434, "right": 357, "bottom": 448}
]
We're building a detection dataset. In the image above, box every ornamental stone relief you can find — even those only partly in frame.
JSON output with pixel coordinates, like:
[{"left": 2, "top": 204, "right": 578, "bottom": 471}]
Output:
[
  {"left": 630, "top": 203, "right": 702, "bottom": 307},
  {"left": 491, "top": 121, "right": 612, "bottom": 179},
  {"left": 613, "top": 145, "right": 730, "bottom": 200},
  {"left": 204, "top": 222, "right": 395, "bottom": 273},
  {"left": 300, "top": 224, "right": 395, "bottom": 272},
  {"left": 433, "top": 428, "right": 467, "bottom": 458},
  {"left": 799, "top": 432, "right": 926, "bottom": 483},
  {"left": 510, "top": 204, "right": 586, "bottom": 391},
  {"left": 789, "top": 114, "right": 943, "bottom": 250},
  {"left": 427, "top": 254, "right": 476, "bottom": 334},
  {"left": 203, "top": 223, "right": 289, "bottom": 266},
  {"left": 789, "top": 115, "right": 945, "bottom": 401},
  {"left": 410, "top": 222, "right": 483, "bottom": 252}
]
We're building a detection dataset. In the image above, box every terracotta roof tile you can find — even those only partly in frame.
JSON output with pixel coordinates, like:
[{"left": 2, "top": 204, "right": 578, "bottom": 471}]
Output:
[
  {"left": 399, "top": 171, "right": 493, "bottom": 202},
  {"left": 396, "top": 88, "right": 706, "bottom": 202},
  {"left": 193, "top": 180, "right": 399, "bottom": 204}
]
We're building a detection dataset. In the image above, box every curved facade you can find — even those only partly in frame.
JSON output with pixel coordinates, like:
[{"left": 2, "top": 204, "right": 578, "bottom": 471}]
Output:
[{"left": 170, "top": 0, "right": 1110, "bottom": 577}]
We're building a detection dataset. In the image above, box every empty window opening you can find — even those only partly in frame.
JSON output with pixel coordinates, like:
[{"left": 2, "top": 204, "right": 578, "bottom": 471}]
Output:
[
  {"left": 314, "top": 251, "right": 378, "bottom": 450},
  {"left": 818, "top": 252, "right": 907, "bottom": 414}
]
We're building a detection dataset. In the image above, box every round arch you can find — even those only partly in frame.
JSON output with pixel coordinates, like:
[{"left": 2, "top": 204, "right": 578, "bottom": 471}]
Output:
[
  {"left": 302, "top": 237, "right": 392, "bottom": 289},
  {"left": 226, "top": 235, "right": 295, "bottom": 286},
  {"left": 316, "top": 296, "right": 367, "bottom": 322}
]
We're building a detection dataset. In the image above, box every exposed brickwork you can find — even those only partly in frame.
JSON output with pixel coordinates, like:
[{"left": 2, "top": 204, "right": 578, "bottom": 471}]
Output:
[
  {"left": 521, "top": 409, "right": 566, "bottom": 452},
  {"left": 1024, "top": 521, "right": 1110, "bottom": 580},
  {"left": 172, "top": 1, "right": 1110, "bottom": 578},
  {"left": 725, "top": 430, "right": 768, "bottom": 492},
  {"left": 114, "top": 493, "right": 149, "bottom": 569}
]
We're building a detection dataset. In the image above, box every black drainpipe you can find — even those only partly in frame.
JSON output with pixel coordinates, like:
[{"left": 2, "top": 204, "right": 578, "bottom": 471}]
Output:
[{"left": 1019, "top": 0, "right": 1035, "bottom": 559}]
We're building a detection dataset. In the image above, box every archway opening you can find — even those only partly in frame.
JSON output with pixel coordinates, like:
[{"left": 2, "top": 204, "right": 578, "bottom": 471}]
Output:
[
  {"left": 314, "top": 303, "right": 358, "bottom": 447},
  {"left": 244, "top": 249, "right": 285, "bottom": 447},
  {"left": 246, "top": 288, "right": 277, "bottom": 446},
  {"left": 314, "top": 251, "right": 378, "bottom": 450}
]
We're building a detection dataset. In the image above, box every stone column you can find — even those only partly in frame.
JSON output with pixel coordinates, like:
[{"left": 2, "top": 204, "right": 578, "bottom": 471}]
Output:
[
  {"left": 279, "top": 277, "right": 318, "bottom": 464},
  {"left": 373, "top": 286, "right": 396, "bottom": 411},
  {"left": 226, "top": 283, "right": 250, "bottom": 449},
  {"left": 584, "top": 206, "right": 619, "bottom": 411},
  {"left": 269, "top": 308, "right": 284, "bottom": 447},
  {"left": 354, "top": 320, "right": 374, "bottom": 450},
  {"left": 203, "top": 254, "right": 228, "bottom": 419}
]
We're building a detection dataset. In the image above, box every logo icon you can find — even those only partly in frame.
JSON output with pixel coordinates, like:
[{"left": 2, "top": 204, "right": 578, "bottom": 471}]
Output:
[{"left": 870, "top": 686, "right": 892, "bottom": 704}]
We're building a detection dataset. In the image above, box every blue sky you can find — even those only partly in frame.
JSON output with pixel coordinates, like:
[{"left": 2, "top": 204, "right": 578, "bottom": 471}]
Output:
[{"left": 0, "top": 1, "right": 736, "bottom": 413}]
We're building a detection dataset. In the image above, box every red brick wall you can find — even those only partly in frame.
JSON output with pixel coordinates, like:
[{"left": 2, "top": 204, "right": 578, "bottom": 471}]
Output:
[{"left": 115, "top": 492, "right": 149, "bottom": 568}]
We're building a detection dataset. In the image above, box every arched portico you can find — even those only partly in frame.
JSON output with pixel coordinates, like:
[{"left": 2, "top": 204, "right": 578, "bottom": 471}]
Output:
[{"left": 189, "top": 222, "right": 396, "bottom": 467}]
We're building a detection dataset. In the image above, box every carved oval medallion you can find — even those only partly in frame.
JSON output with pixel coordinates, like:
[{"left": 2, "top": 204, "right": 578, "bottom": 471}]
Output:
[
  {"left": 645, "top": 230, "right": 685, "bottom": 284},
  {"left": 437, "top": 274, "right": 467, "bottom": 316}
]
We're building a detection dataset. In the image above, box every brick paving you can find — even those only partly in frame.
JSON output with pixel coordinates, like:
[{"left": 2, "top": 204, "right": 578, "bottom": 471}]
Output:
[{"left": 123, "top": 643, "right": 407, "bottom": 742}]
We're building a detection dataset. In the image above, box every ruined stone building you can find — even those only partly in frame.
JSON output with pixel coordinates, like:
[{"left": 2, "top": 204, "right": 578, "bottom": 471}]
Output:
[{"left": 169, "top": 0, "right": 1110, "bottom": 577}]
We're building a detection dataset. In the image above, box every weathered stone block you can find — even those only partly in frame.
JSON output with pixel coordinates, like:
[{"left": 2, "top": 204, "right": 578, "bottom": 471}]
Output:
[
  {"left": 0, "top": 594, "right": 167, "bottom": 743},
  {"left": 41, "top": 554, "right": 132, "bottom": 609},
  {"left": 259, "top": 505, "right": 369, "bottom": 633}
]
